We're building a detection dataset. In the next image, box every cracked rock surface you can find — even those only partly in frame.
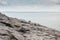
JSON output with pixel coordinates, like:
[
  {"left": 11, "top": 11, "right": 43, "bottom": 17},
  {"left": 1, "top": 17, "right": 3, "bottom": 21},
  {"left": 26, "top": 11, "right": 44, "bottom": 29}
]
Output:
[{"left": 0, "top": 13, "right": 60, "bottom": 40}]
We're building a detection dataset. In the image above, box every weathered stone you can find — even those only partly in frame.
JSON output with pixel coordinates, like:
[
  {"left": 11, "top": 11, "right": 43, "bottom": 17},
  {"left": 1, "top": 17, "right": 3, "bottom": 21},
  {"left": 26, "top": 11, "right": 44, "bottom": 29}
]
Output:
[{"left": 0, "top": 13, "right": 60, "bottom": 40}]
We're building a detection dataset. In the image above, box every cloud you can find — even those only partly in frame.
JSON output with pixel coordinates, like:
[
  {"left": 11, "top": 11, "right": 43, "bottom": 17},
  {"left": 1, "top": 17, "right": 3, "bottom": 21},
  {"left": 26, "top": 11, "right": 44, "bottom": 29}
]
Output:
[
  {"left": 0, "top": 0, "right": 60, "bottom": 12},
  {"left": 47, "top": 0, "right": 60, "bottom": 4},
  {"left": 0, "top": 0, "right": 7, "bottom": 6},
  {"left": 1, "top": 5, "right": 60, "bottom": 12},
  {"left": 0, "top": 0, "right": 60, "bottom": 6},
  {"left": 50, "top": 0, "right": 60, "bottom": 3}
]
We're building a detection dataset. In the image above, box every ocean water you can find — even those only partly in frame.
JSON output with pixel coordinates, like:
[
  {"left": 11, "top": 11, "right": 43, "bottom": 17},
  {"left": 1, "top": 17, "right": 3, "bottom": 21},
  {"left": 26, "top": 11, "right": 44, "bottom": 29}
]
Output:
[{"left": 2, "top": 12, "right": 60, "bottom": 31}]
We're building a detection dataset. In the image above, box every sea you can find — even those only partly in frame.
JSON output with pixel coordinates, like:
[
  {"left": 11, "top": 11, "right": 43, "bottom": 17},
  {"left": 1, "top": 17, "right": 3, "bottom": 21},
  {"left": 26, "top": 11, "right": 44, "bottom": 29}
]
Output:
[{"left": 2, "top": 12, "right": 60, "bottom": 31}]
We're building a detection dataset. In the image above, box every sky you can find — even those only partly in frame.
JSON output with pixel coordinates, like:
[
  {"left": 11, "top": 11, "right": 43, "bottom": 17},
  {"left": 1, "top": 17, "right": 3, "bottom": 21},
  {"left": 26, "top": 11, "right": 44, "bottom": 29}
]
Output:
[{"left": 0, "top": 0, "right": 60, "bottom": 12}]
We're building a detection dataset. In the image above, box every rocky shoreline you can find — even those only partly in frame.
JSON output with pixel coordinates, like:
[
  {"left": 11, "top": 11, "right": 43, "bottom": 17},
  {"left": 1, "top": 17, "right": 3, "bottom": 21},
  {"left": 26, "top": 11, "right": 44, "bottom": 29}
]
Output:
[{"left": 0, "top": 13, "right": 60, "bottom": 40}]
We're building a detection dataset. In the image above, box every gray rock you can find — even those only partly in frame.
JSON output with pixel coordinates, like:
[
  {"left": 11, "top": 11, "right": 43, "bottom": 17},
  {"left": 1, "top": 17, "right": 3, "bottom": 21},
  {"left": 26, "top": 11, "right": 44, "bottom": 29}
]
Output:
[{"left": 0, "top": 13, "right": 60, "bottom": 40}]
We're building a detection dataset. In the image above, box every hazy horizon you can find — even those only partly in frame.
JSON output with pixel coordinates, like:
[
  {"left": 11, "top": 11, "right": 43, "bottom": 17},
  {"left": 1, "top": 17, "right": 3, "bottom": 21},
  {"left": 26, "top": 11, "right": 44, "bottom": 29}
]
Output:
[{"left": 2, "top": 12, "right": 60, "bottom": 31}]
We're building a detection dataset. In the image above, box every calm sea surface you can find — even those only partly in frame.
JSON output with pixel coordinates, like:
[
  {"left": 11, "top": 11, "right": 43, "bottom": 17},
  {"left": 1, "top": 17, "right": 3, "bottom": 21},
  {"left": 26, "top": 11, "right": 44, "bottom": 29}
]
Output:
[{"left": 2, "top": 12, "right": 60, "bottom": 31}]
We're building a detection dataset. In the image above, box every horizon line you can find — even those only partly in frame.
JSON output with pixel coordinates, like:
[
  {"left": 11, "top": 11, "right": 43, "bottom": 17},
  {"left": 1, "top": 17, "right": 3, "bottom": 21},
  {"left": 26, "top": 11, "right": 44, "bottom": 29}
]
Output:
[{"left": 2, "top": 11, "right": 60, "bottom": 13}]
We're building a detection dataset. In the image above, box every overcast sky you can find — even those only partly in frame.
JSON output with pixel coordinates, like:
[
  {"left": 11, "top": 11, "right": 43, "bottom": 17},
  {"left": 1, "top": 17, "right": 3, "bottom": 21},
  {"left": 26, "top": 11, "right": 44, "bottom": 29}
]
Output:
[{"left": 0, "top": 0, "right": 60, "bottom": 12}]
